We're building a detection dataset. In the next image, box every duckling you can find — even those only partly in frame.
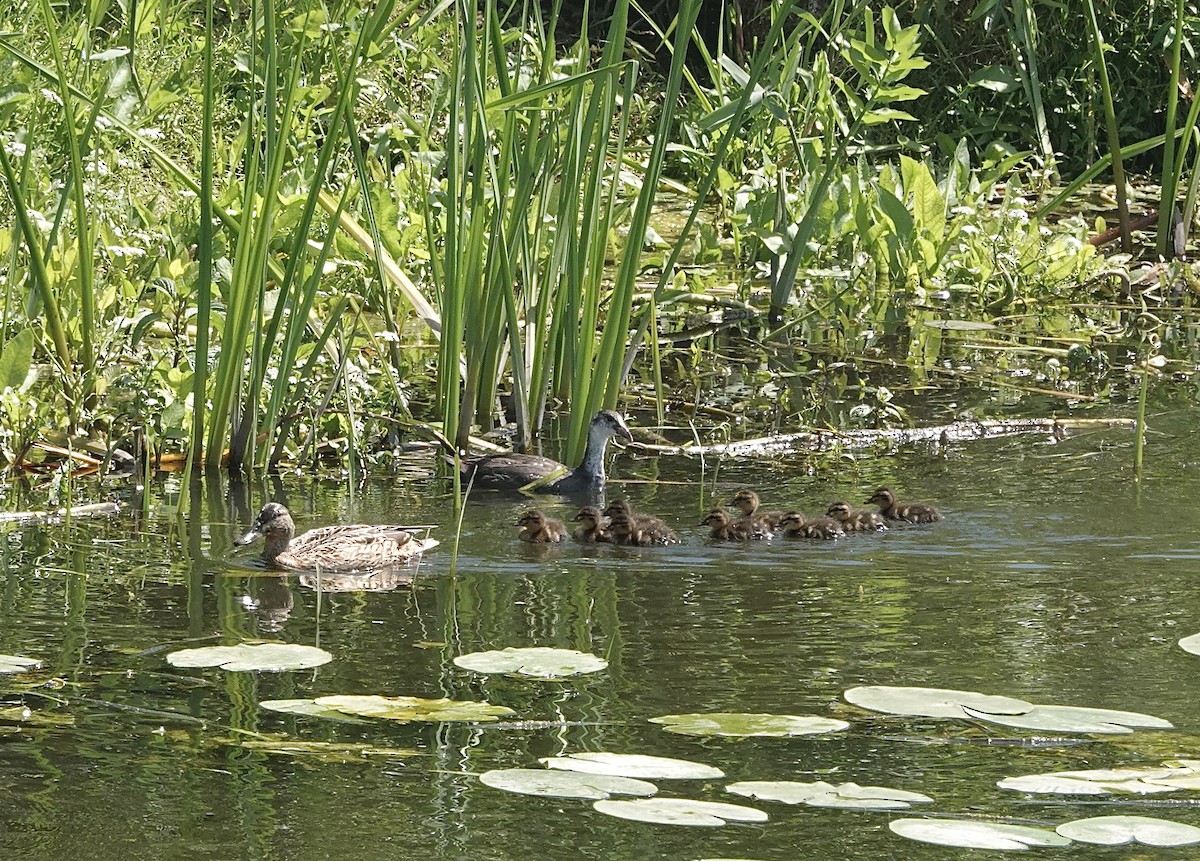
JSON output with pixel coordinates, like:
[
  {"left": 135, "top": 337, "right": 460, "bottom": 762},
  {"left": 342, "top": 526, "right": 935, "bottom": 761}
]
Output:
[
  {"left": 825, "top": 500, "right": 887, "bottom": 532},
  {"left": 602, "top": 499, "right": 676, "bottom": 537},
  {"left": 571, "top": 506, "right": 610, "bottom": 543},
  {"left": 777, "top": 510, "right": 844, "bottom": 540},
  {"left": 458, "top": 410, "right": 633, "bottom": 494},
  {"left": 866, "top": 487, "right": 943, "bottom": 524},
  {"left": 515, "top": 509, "right": 568, "bottom": 543},
  {"left": 235, "top": 503, "right": 438, "bottom": 571},
  {"left": 701, "top": 507, "right": 770, "bottom": 541},
  {"left": 727, "top": 489, "right": 785, "bottom": 530},
  {"left": 606, "top": 510, "right": 680, "bottom": 546}
]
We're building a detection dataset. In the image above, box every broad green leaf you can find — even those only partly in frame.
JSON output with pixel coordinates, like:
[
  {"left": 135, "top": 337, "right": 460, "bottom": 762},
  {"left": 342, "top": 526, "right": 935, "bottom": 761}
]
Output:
[
  {"left": 875, "top": 187, "right": 914, "bottom": 238},
  {"left": 890, "top": 818, "right": 1071, "bottom": 850},
  {"left": 0, "top": 329, "right": 34, "bottom": 392},
  {"left": 166, "top": 643, "right": 332, "bottom": 672},
  {"left": 541, "top": 753, "right": 723, "bottom": 780},
  {"left": 592, "top": 798, "right": 766, "bottom": 827},
  {"left": 862, "top": 108, "right": 917, "bottom": 125},
  {"left": 901, "top": 155, "right": 945, "bottom": 238},
  {"left": 649, "top": 712, "right": 849, "bottom": 737},
  {"left": 970, "top": 64, "right": 1020, "bottom": 93},
  {"left": 1056, "top": 816, "right": 1200, "bottom": 847},
  {"left": 727, "top": 780, "right": 930, "bottom": 810},
  {"left": 844, "top": 685, "right": 1032, "bottom": 719},
  {"left": 479, "top": 769, "right": 657, "bottom": 800},
  {"left": 314, "top": 695, "right": 514, "bottom": 723},
  {"left": 452, "top": 647, "right": 607, "bottom": 679}
]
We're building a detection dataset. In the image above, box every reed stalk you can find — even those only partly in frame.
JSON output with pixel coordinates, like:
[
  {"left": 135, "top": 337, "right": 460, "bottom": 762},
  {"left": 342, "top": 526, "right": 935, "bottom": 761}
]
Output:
[
  {"left": 1082, "top": 0, "right": 1131, "bottom": 255},
  {"left": 1156, "top": 0, "right": 1186, "bottom": 257}
]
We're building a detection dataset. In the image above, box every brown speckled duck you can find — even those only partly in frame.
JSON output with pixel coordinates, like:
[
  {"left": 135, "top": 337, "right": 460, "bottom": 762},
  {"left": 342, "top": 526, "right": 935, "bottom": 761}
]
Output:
[
  {"left": 606, "top": 510, "right": 680, "bottom": 546},
  {"left": 826, "top": 501, "right": 887, "bottom": 532},
  {"left": 516, "top": 509, "right": 569, "bottom": 543},
  {"left": 571, "top": 506, "right": 610, "bottom": 543},
  {"left": 701, "top": 507, "right": 771, "bottom": 541},
  {"left": 235, "top": 503, "right": 438, "bottom": 570},
  {"left": 777, "top": 510, "right": 844, "bottom": 540},
  {"left": 728, "top": 489, "right": 784, "bottom": 531},
  {"left": 866, "top": 488, "right": 943, "bottom": 524},
  {"left": 602, "top": 499, "right": 677, "bottom": 538},
  {"left": 458, "top": 410, "right": 632, "bottom": 493}
]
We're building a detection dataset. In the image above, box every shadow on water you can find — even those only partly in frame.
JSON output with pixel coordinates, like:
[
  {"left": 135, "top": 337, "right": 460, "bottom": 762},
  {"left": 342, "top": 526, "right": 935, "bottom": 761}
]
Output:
[{"left": 3, "top": 405, "right": 1200, "bottom": 858}]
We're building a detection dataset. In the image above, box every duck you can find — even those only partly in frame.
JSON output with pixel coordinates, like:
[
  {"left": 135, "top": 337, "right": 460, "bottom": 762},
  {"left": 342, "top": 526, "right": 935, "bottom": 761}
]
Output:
[
  {"left": 457, "top": 410, "right": 633, "bottom": 493},
  {"left": 571, "top": 506, "right": 610, "bottom": 543},
  {"left": 606, "top": 509, "right": 680, "bottom": 546},
  {"left": 866, "top": 487, "right": 943, "bottom": 523},
  {"left": 602, "top": 499, "right": 678, "bottom": 540},
  {"left": 235, "top": 503, "right": 438, "bottom": 570},
  {"left": 515, "top": 509, "right": 569, "bottom": 543},
  {"left": 727, "top": 489, "right": 784, "bottom": 530},
  {"left": 777, "top": 510, "right": 844, "bottom": 540},
  {"left": 701, "top": 507, "right": 771, "bottom": 541},
  {"left": 825, "top": 500, "right": 887, "bottom": 532}
]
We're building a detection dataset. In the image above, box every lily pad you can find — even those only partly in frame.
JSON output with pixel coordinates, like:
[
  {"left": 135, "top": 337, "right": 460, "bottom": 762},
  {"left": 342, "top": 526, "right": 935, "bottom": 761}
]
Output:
[
  {"left": 889, "top": 818, "right": 1071, "bottom": 850},
  {"left": 0, "top": 654, "right": 41, "bottom": 674},
  {"left": 259, "top": 699, "right": 371, "bottom": 723},
  {"left": 727, "top": 780, "right": 931, "bottom": 810},
  {"left": 453, "top": 647, "right": 608, "bottom": 679},
  {"left": 1056, "top": 816, "right": 1200, "bottom": 847},
  {"left": 844, "top": 685, "right": 1033, "bottom": 719},
  {"left": 479, "top": 769, "right": 657, "bottom": 800},
  {"left": 997, "top": 773, "right": 1178, "bottom": 796},
  {"left": 541, "top": 752, "right": 724, "bottom": 780},
  {"left": 314, "top": 694, "right": 514, "bottom": 723},
  {"left": 963, "top": 704, "right": 1170, "bottom": 734},
  {"left": 166, "top": 643, "right": 332, "bottom": 672},
  {"left": 649, "top": 712, "right": 849, "bottom": 737},
  {"left": 1178, "top": 633, "right": 1200, "bottom": 655},
  {"left": 592, "top": 798, "right": 767, "bottom": 827}
]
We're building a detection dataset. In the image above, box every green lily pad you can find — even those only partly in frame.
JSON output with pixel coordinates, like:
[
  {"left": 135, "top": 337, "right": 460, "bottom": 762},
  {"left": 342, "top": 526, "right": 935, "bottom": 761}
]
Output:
[
  {"left": 541, "top": 752, "right": 724, "bottom": 779},
  {"left": 0, "top": 654, "right": 41, "bottom": 674},
  {"left": 313, "top": 694, "right": 514, "bottom": 723},
  {"left": 727, "top": 780, "right": 931, "bottom": 810},
  {"left": 166, "top": 643, "right": 332, "bottom": 672},
  {"left": 259, "top": 699, "right": 371, "bottom": 723},
  {"left": 1145, "top": 773, "right": 1200, "bottom": 789},
  {"left": 1178, "top": 633, "right": 1200, "bottom": 655},
  {"left": 997, "top": 774, "right": 1177, "bottom": 795},
  {"left": 889, "top": 818, "right": 1071, "bottom": 850},
  {"left": 479, "top": 768, "right": 657, "bottom": 800},
  {"left": 1056, "top": 816, "right": 1200, "bottom": 847},
  {"left": 844, "top": 685, "right": 1033, "bottom": 719},
  {"left": 963, "top": 704, "right": 1170, "bottom": 734},
  {"left": 649, "top": 712, "right": 849, "bottom": 737},
  {"left": 453, "top": 647, "right": 608, "bottom": 679},
  {"left": 592, "top": 798, "right": 767, "bottom": 827}
]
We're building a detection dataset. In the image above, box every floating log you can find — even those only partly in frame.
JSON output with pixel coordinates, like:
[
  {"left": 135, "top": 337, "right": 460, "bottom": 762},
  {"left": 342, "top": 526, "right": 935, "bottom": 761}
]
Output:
[
  {"left": 0, "top": 501, "right": 123, "bottom": 524},
  {"left": 629, "top": 417, "right": 1136, "bottom": 458}
]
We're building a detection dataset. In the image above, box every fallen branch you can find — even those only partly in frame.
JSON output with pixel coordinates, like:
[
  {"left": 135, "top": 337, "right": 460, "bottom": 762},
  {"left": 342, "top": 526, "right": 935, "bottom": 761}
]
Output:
[{"left": 0, "top": 501, "right": 123, "bottom": 524}]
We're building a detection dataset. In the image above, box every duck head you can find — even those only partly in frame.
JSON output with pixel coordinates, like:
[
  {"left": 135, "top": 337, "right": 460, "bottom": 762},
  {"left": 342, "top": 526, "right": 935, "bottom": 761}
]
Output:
[
  {"left": 866, "top": 488, "right": 895, "bottom": 507},
  {"left": 573, "top": 506, "right": 603, "bottom": 526},
  {"left": 700, "top": 508, "right": 730, "bottom": 528},
  {"left": 777, "top": 511, "right": 807, "bottom": 534},
  {"left": 603, "top": 499, "right": 633, "bottom": 520},
  {"left": 826, "top": 501, "right": 852, "bottom": 520},
  {"left": 236, "top": 503, "right": 295, "bottom": 546},
  {"left": 728, "top": 489, "right": 760, "bottom": 515}
]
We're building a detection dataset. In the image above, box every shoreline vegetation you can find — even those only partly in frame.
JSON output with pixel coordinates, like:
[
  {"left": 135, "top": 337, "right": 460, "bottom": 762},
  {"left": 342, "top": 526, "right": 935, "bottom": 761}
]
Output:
[{"left": 0, "top": 0, "right": 1196, "bottom": 487}]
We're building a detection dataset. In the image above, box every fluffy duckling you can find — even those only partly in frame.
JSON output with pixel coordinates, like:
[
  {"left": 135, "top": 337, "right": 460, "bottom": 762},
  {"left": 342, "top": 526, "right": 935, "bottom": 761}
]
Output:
[
  {"left": 607, "top": 510, "right": 680, "bottom": 546},
  {"left": 516, "top": 509, "right": 568, "bottom": 543},
  {"left": 235, "top": 503, "right": 438, "bottom": 570},
  {"left": 602, "top": 499, "right": 676, "bottom": 536},
  {"left": 727, "top": 489, "right": 785, "bottom": 530},
  {"left": 826, "top": 500, "right": 887, "bottom": 532},
  {"left": 866, "top": 488, "right": 943, "bottom": 524},
  {"left": 571, "top": 506, "right": 610, "bottom": 543},
  {"left": 701, "top": 507, "right": 770, "bottom": 541},
  {"left": 777, "top": 510, "right": 844, "bottom": 540}
]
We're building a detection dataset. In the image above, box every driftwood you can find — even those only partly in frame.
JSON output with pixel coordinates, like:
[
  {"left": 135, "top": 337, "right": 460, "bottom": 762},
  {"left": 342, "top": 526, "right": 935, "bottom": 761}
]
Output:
[
  {"left": 628, "top": 417, "right": 1136, "bottom": 458},
  {"left": 0, "top": 501, "right": 123, "bottom": 524}
]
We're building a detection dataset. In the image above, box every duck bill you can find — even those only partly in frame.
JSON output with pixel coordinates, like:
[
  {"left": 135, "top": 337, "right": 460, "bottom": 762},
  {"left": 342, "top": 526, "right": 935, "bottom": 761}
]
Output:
[{"left": 234, "top": 527, "right": 263, "bottom": 546}]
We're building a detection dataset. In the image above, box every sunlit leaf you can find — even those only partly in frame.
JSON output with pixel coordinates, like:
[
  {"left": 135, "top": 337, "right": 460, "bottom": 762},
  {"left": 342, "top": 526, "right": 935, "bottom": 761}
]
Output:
[
  {"left": 727, "top": 780, "right": 931, "bottom": 810},
  {"left": 890, "top": 818, "right": 1071, "bottom": 850},
  {"left": 259, "top": 699, "right": 371, "bottom": 723},
  {"left": 649, "top": 712, "right": 849, "bottom": 737},
  {"left": 0, "top": 653, "right": 41, "bottom": 674},
  {"left": 453, "top": 647, "right": 608, "bottom": 679},
  {"left": 844, "top": 685, "right": 1032, "bottom": 718},
  {"left": 1056, "top": 816, "right": 1200, "bottom": 847},
  {"left": 963, "top": 704, "right": 1170, "bottom": 734},
  {"left": 479, "top": 769, "right": 657, "bottom": 800},
  {"left": 541, "top": 752, "right": 723, "bottom": 779},
  {"left": 314, "top": 694, "right": 514, "bottom": 723},
  {"left": 1178, "top": 633, "right": 1200, "bottom": 655},
  {"left": 166, "top": 643, "right": 332, "bottom": 672},
  {"left": 592, "top": 798, "right": 767, "bottom": 826}
]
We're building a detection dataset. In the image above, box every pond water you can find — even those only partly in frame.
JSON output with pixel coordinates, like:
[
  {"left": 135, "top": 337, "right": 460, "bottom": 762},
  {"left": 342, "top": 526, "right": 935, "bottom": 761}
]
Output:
[{"left": 3, "top": 405, "right": 1200, "bottom": 859}]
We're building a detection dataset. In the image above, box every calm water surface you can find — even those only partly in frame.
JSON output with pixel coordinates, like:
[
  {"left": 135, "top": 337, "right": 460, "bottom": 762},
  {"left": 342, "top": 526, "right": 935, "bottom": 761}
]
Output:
[{"left": 3, "top": 410, "right": 1200, "bottom": 859}]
